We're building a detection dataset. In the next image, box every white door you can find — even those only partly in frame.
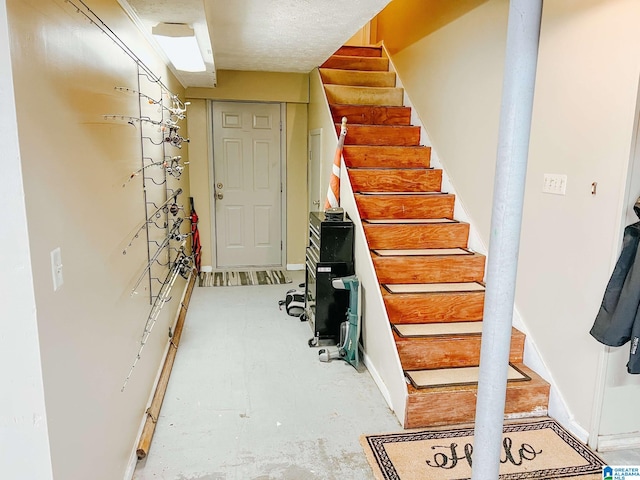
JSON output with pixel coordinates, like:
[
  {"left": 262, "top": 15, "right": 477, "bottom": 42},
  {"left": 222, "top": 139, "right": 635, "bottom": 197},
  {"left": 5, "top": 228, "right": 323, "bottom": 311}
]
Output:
[
  {"left": 308, "top": 129, "right": 323, "bottom": 212},
  {"left": 212, "top": 102, "right": 282, "bottom": 268}
]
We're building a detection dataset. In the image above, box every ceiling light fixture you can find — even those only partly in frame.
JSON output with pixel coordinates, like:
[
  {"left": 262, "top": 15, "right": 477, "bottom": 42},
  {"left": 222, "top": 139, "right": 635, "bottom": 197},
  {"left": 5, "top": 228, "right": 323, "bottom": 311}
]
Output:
[{"left": 152, "top": 23, "right": 206, "bottom": 73}]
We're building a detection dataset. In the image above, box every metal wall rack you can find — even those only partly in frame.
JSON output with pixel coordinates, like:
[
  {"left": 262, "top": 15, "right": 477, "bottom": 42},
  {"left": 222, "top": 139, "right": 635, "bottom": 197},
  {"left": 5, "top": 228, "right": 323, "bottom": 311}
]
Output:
[
  {"left": 65, "top": 0, "right": 195, "bottom": 389},
  {"left": 65, "top": 0, "right": 191, "bottom": 304}
]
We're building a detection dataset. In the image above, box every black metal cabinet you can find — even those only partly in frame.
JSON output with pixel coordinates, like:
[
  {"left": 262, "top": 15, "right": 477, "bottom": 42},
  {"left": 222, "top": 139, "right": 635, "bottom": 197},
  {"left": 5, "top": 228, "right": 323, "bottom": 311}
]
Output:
[{"left": 305, "top": 211, "right": 354, "bottom": 345}]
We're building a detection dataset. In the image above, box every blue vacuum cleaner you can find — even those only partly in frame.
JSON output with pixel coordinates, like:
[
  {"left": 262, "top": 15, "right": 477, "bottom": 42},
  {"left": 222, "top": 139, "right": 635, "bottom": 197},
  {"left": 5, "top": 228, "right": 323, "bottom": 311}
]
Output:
[{"left": 318, "top": 275, "right": 360, "bottom": 369}]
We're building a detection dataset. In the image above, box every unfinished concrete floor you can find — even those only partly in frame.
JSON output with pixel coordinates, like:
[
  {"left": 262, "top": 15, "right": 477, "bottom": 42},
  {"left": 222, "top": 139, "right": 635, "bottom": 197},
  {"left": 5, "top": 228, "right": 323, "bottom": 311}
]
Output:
[{"left": 133, "top": 271, "right": 401, "bottom": 480}]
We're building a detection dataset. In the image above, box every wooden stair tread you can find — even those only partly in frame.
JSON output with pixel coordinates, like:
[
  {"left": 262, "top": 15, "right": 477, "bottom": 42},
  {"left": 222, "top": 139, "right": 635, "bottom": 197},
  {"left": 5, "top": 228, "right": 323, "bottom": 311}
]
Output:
[
  {"left": 406, "top": 363, "right": 529, "bottom": 389},
  {"left": 344, "top": 145, "right": 430, "bottom": 152},
  {"left": 404, "top": 363, "right": 549, "bottom": 428},
  {"left": 327, "top": 84, "right": 403, "bottom": 94},
  {"left": 334, "top": 45, "right": 383, "bottom": 57},
  {"left": 325, "top": 85, "right": 404, "bottom": 107},
  {"left": 329, "top": 104, "right": 410, "bottom": 126},
  {"left": 395, "top": 327, "right": 524, "bottom": 370},
  {"left": 321, "top": 55, "right": 389, "bottom": 71},
  {"left": 373, "top": 248, "right": 472, "bottom": 256},
  {"left": 363, "top": 222, "right": 470, "bottom": 249},
  {"left": 382, "top": 288, "right": 485, "bottom": 324},
  {"left": 406, "top": 363, "right": 547, "bottom": 395},
  {"left": 384, "top": 282, "right": 485, "bottom": 294},
  {"left": 339, "top": 124, "right": 421, "bottom": 146},
  {"left": 320, "top": 69, "right": 396, "bottom": 87},
  {"left": 373, "top": 251, "right": 485, "bottom": 284},
  {"left": 356, "top": 193, "right": 455, "bottom": 221},
  {"left": 348, "top": 168, "right": 442, "bottom": 193},
  {"left": 364, "top": 218, "right": 455, "bottom": 224},
  {"left": 343, "top": 145, "right": 432, "bottom": 169},
  {"left": 394, "top": 322, "right": 483, "bottom": 337},
  {"left": 342, "top": 144, "right": 431, "bottom": 168},
  {"left": 349, "top": 167, "right": 434, "bottom": 171},
  {"left": 358, "top": 191, "right": 444, "bottom": 196}
]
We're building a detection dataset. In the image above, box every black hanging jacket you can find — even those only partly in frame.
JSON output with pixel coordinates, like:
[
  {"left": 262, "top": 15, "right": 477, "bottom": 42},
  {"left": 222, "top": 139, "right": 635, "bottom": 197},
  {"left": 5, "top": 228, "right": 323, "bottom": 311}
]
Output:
[{"left": 590, "top": 217, "right": 640, "bottom": 374}]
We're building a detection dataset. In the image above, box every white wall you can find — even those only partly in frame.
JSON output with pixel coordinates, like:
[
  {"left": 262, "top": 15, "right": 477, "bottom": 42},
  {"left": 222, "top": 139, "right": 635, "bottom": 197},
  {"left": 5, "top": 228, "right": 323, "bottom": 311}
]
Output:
[
  {"left": 0, "top": 1, "right": 53, "bottom": 477},
  {"left": 390, "top": 0, "right": 640, "bottom": 435},
  {"left": 521, "top": 0, "right": 640, "bottom": 437},
  {"left": 307, "top": 69, "right": 407, "bottom": 424},
  {"left": 6, "top": 0, "right": 189, "bottom": 478}
]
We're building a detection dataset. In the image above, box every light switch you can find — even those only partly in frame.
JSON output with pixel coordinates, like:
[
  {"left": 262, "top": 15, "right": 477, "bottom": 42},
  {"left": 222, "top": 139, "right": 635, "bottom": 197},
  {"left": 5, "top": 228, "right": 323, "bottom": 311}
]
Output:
[
  {"left": 543, "top": 174, "right": 567, "bottom": 195},
  {"left": 51, "top": 247, "right": 63, "bottom": 291}
]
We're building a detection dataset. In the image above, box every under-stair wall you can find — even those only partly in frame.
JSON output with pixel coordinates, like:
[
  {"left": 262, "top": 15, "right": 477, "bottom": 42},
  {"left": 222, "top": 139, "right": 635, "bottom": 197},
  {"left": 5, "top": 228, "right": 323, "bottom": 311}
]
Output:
[{"left": 308, "top": 68, "right": 408, "bottom": 423}]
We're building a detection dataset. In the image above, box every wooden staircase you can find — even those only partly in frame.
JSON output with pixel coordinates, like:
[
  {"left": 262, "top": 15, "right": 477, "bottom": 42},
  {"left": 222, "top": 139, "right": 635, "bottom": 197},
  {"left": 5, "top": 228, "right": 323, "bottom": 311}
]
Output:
[{"left": 320, "top": 45, "right": 550, "bottom": 428}]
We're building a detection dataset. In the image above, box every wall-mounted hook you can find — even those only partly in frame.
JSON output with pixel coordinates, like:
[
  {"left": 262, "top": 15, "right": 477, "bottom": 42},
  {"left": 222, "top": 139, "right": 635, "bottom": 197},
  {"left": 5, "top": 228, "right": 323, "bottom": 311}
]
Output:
[
  {"left": 150, "top": 219, "right": 167, "bottom": 229},
  {"left": 142, "top": 135, "right": 163, "bottom": 146},
  {"left": 144, "top": 176, "right": 167, "bottom": 186}
]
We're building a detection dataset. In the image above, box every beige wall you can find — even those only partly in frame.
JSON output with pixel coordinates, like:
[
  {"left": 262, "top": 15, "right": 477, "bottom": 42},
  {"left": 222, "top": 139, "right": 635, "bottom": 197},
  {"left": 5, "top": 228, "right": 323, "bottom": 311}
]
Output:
[
  {"left": 185, "top": 100, "right": 213, "bottom": 266},
  {"left": 7, "top": 0, "right": 190, "bottom": 478},
  {"left": 185, "top": 70, "right": 310, "bottom": 268},
  {"left": 186, "top": 70, "right": 309, "bottom": 103},
  {"left": 286, "top": 103, "right": 309, "bottom": 265},
  {"left": 308, "top": 69, "right": 339, "bottom": 213},
  {"left": 388, "top": 0, "right": 640, "bottom": 435},
  {"left": 375, "top": 0, "right": 489, "bottom": 54}
]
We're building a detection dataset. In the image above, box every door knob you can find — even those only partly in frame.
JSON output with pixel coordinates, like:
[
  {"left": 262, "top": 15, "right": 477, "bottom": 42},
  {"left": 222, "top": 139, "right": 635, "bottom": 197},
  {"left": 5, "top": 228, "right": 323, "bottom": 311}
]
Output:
[
  {"left": 313, "top": 200, "right": 320, "bottom": 206},
  {"left": 216, "top": 192, "right": 224, "bottom": 200}
]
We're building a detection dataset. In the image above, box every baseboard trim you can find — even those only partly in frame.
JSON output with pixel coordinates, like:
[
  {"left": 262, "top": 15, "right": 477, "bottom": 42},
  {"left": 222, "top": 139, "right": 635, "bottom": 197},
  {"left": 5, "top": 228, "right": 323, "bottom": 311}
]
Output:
[
  {"left": 598, "top": 432, "right": 640, "bottom": 452},
  {"left": 123, "top": 447, "right": 138, "bottom": 480},
  {"left": 286, "top": 263, "right": 305, "bottom": 271},
  {"left": 123, "top": 273, "right": 195, "bottom": 480},
  {"left": 566, "top": 418, "right": 590, "bottom": 444},
  {"left": 362, "top": 350, "right": 393, "bottom": 411},
  {"left": 521, "top": 318, "right": 589, "bottom": 444}
]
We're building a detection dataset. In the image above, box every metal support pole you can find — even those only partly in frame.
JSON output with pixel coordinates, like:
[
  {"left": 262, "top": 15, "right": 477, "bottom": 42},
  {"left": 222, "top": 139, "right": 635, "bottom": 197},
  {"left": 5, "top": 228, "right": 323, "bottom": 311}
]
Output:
[{"left": 471, "top": 1, "right": 542, "bottom": 479}]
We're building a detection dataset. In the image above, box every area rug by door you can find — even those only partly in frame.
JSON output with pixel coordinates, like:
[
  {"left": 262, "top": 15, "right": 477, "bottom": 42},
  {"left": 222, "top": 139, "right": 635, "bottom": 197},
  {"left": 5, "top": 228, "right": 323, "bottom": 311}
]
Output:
[
  {"left": 361, "top": 418, "right": 604, "bottom": 480},
  {"left": 198, "top": 270, "right": 292, "bottom": 287}
]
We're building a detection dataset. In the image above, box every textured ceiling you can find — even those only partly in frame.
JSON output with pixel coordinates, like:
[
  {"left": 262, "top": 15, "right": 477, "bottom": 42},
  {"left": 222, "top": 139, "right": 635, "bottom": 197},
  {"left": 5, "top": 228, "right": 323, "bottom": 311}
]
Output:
[
  {"left": 125, "top": 0, "right": 216, "bottom": 88},
  {"left": 204, "top": 0, "right": 390, "bottom": 73},
  {"left": 122, "top": 0, "right": 391, "bottom": 88}
]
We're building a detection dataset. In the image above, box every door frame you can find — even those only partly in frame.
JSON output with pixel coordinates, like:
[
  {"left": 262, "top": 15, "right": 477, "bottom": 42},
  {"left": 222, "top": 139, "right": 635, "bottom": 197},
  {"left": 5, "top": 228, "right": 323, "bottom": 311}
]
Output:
[
  {"left": 589, "top": 77, "right": 640, "bottom": 450},
  {"left": 308, "top": 128, "right": 323, "bottom": 213},
  {"left": 207, "top": 100, "right": 287, "bottom": 270}
]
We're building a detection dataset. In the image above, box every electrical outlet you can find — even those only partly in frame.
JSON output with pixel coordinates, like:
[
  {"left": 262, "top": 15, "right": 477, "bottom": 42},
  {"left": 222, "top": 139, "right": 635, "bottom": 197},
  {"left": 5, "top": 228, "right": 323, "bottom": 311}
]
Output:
[
  {"left": 543, "top": 174, "right": 567, "bottom": 195},
  {"left": 51, "top": 247, "right": 63, "bottom": 291}
]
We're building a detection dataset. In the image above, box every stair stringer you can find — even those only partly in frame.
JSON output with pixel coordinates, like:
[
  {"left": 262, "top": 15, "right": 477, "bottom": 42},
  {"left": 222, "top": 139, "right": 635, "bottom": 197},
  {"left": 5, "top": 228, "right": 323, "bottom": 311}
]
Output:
[{"left": 310, "top": 67, "right": 408, "bottom": 425}]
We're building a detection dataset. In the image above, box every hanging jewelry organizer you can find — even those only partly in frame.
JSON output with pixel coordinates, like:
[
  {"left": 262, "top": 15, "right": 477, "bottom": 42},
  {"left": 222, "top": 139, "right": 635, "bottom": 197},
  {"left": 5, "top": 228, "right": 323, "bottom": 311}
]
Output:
[{"left": 65, "top": 0, "right": 194, "bottom": 390}]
